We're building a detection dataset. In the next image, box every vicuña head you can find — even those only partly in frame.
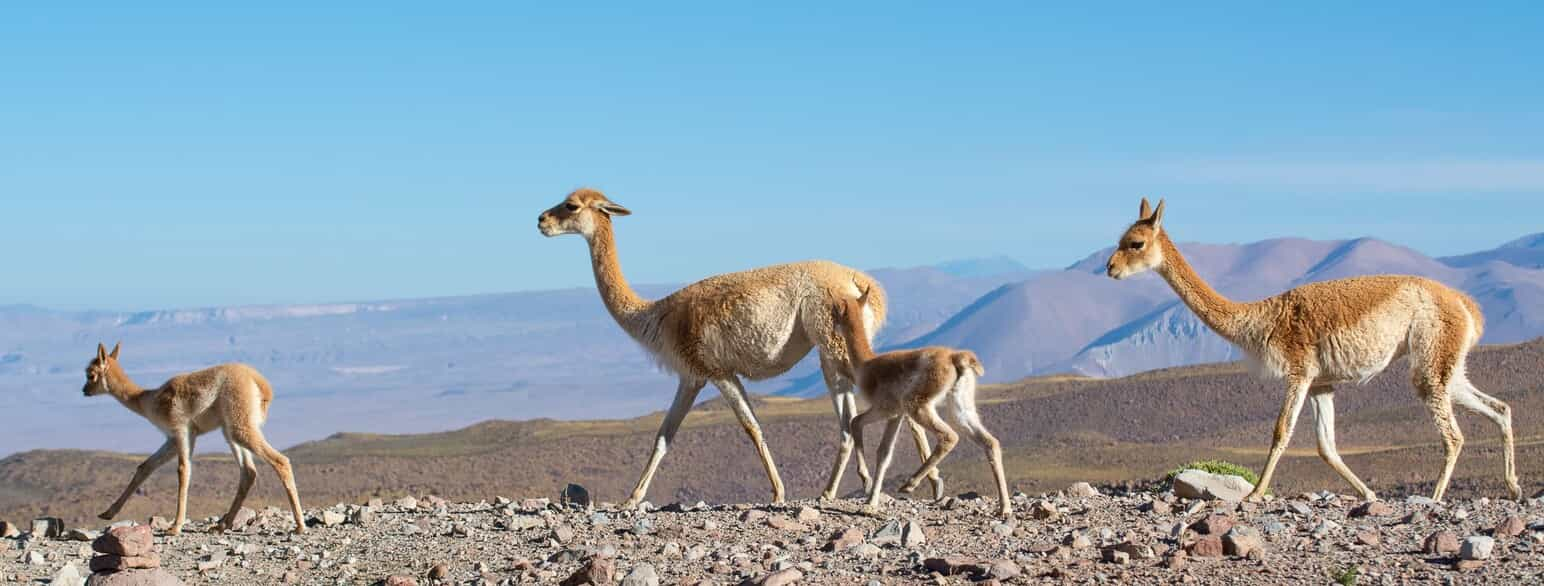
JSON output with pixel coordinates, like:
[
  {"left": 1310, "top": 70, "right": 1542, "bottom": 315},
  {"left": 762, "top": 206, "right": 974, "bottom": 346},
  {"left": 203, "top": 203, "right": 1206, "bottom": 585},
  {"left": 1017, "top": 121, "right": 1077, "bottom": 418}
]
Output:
[
  {"left": 1105, "top": 197, "right": 1166, "bottom": 280},
  {"left": 537, "top": 187, "right": 632, "bottom": 239},
  {"left": 83, "top": 342, "right": 123, "bottom": 397}
]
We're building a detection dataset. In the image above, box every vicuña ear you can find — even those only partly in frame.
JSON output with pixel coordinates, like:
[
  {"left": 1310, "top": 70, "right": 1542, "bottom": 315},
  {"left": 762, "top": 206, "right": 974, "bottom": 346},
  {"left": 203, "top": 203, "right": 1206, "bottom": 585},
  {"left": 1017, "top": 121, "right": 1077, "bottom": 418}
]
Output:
[
  {"left": 97, "top": 343, "right": 107, "bottom": 362},
  {"left": 1150, "top": 199, "right": 1166, "bottom": 230},
  {"left": 109, "top": 342, "right": 121, "bottom": 360},
  {"left": 1139, "top": 197, "right": 1153, "bottom": 220},
  {"left": 597, "top": 201, "right": 632, "bottom": 217}
]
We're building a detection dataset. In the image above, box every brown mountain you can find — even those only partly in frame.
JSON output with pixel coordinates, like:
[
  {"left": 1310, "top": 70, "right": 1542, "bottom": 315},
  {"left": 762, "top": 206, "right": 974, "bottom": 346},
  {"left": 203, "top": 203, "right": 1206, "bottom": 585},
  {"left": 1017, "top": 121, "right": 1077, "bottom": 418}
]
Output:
[{"left": 3, "top": 338, "right": 1541, "bottom": 528}]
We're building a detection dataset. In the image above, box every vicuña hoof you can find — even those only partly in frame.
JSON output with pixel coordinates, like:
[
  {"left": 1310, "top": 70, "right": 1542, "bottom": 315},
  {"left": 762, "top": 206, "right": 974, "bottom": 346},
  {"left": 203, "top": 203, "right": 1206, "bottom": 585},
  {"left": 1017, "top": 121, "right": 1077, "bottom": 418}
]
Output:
[{"left": 97, "top": 511, "right": 115, "bottom": 521}]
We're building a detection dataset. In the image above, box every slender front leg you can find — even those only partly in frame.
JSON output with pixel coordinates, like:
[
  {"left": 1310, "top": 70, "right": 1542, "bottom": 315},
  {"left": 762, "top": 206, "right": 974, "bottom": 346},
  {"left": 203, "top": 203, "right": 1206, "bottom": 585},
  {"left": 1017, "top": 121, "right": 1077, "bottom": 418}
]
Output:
[
  {"left": 1247, "top": 377, "right": 1311, "bottom": 501},
  {"left": 217, "top": 445, "right": 258, "bottom": 531},
  {"left": 819, "top": 355, "right": 860, "bottom": 501},
  {"left": 715, "top": 376, "right": 786, "bottom": 504},
  {"left": 101, "top": 439, "right": 177, "bottom": 520},
  {"left": 849, "top": 409, "right": 879, "bottom": 495},
  {"left": 906, "top": 417, "right": 944, "bottom": 499},
  {"left": 866, "top": 417, "right": 904, "bottom": 512},
  {"left": 169, "top": 432, "right": 193, "bottom": 535},
  {"left": 845, "top": 391, "right": 872, "bottom": 493},
  {"left": 624, "top": 377, "right": 705, "bottom": 508}
]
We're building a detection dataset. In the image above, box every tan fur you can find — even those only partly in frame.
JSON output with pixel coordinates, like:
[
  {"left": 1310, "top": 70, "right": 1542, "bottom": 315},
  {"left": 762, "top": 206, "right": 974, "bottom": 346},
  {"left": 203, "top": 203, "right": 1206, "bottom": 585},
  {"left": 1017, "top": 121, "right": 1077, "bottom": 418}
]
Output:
[
  {"left": 1106, "top": 198, "right": 1521, "bottom": 502},
  {"left": 834, "top": 289, "right": 1010, "bottom": 518},
  {"left": 540, "top": 188, "right": 933, "bottom": 506},
  {"left": 84, "top": 343, "right": 305, "bottom": 534}
]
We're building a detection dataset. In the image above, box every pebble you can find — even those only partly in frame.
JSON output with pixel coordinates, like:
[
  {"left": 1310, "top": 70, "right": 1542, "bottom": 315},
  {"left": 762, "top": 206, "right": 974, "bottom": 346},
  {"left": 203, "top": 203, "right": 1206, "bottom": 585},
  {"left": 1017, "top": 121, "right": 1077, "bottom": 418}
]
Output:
[
  {"left": 620, "top": 562, "right": 659, "bottom": 586},
  {"left": 1460, "top": 536, "right": 1494, "bottom": 560}
]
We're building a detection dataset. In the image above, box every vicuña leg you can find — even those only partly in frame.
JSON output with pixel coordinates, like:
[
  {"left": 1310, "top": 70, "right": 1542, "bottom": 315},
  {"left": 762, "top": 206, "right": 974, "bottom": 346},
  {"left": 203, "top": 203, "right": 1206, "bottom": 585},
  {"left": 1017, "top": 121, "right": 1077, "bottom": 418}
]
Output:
[
  {"left": 850, "top": 408, "right": 880, "bottom": 493},
  {"left": 906, "top": 417, "right": 944, "bottom": 499},
  {"left": 100, "top": 439, "right": 176, "bottom": 520},
  {"left": 900, "top": 404, "right": 958, "bottom": 494},
  {"left": 232, "top": 425, "right": 305, "bottom": 533},
  {"left": 950, "top": 394, "right": 1011, "bottom": 517},
  {"left": 216, "top": 437, "right": 259, "bottom": 531},
  {"left": 1308, "top": 387, "right": 1376, "bottom": 501},
  {"left": 866, "top": 417, "right": 904, "bottom": 512},
  {"left": 1248, "top": 377, "right": 1311, "bottom": 501},
  {"left": 715, "top": 376, "right": 787, "bottom": 504},
  {"left": 624, "top": 377, "right": 705, "bottom": 508},
  {"left": 818, "top": 356, "right": 865, "bottom": 501},
  {"left": 1451, "top": 377, "right": 1522, "bottom": 499},
  {"left": 170, "top": 432, "right": 193, "bottom": 535}
]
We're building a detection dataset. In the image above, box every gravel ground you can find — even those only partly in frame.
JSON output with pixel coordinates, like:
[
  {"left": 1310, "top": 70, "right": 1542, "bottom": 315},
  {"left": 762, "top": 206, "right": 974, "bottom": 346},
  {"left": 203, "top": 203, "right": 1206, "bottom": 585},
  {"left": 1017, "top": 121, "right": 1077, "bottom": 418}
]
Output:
[{"left": 3, "top": 487, "right": 1543, "bottom": 585}]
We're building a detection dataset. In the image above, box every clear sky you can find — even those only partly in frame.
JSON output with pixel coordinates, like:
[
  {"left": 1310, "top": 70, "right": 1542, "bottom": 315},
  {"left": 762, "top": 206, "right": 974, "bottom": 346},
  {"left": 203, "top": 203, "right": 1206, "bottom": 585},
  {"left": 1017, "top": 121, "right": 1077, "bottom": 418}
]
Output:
[{"left": 3, "top": 2, "right": 1541, "bottom": 310}]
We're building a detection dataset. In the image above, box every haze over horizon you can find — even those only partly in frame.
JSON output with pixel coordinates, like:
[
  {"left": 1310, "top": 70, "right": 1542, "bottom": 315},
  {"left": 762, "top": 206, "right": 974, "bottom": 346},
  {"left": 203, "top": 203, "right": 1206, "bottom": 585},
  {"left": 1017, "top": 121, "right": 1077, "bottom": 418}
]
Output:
[{"left": 4, "top": 3, "right": 1543, "bottom": 311}]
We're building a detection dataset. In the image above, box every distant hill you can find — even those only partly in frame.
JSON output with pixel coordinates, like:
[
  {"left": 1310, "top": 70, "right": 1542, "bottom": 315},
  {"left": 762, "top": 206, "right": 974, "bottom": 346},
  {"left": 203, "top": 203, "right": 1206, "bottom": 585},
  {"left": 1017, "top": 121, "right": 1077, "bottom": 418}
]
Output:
[{"left": 1440, "top": 232, "right": 1544, "bottom": 270}]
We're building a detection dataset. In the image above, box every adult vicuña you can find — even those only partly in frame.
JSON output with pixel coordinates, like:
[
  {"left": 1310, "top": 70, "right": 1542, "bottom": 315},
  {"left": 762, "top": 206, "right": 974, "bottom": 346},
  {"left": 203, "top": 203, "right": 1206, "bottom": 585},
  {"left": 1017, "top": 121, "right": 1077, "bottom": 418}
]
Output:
[
  {"left": 85, "top": 343, "right": 306, "bottom": 534},
  {"left": 538, "top": 188, "right": 939, "bottom": 507},
  {"left": 1105, "top": 198, "right": 1520, "bottom": 502},
  {"left": 834, "top": 285, "right": 1011, "bottom": 518}
]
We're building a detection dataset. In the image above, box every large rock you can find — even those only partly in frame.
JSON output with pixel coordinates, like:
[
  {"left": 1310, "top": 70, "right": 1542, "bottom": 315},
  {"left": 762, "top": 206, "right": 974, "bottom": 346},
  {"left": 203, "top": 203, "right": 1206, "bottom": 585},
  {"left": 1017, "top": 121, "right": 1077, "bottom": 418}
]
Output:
[
  {"left": 1222, "top": 527, "right": 1265, "bottom": 557},
  {"left": 1192, "top": 514, "right": 1234, "bottom": 536},
  {"left": 620, "top": 563, "right": 659, "bottom": 586},
  {"left": 1172, "top": 470, "right": 1254, "bottom": 502},
  {"left": 1187, "top": 535, "right": 1224, "bottom": 558},
  {"left": 90, "top": 554, "right": 162, "bottom": 572},
  {"left": 824, "top": 528, "right": 864, "bottom": 552},
  {"left": 53, "top": 563, "right": 85, "bottom": 586},
  {"left": 85, "top": 569, "right": 184, "bottom": 586},
  {"left": 1460, "top": 536, "right": 1495, "bottom": 561},
  {"left": 94, "top": 526, "right": 155, "bottom": 558},
  {"left": 1494, "top": 516, "right": 1525, "bottom": 538}
]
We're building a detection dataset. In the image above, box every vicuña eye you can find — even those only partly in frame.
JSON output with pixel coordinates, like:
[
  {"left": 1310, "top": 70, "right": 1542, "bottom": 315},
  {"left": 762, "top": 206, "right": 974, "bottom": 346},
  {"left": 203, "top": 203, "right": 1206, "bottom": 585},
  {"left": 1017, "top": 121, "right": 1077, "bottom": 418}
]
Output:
[
  {"left": 564, "top": 203, "right": 581, "bottom": 211},
  {"left": 1130, "top": 241, "right": 1145, "bottom": 250}
]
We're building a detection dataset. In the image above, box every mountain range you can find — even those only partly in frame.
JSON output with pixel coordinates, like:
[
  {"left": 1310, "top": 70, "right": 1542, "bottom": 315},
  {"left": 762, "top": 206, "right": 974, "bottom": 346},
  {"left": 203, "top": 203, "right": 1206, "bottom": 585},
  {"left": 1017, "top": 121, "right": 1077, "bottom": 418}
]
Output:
[{"left": 1, "top": 234, "right": 1540, "bottom": 456}]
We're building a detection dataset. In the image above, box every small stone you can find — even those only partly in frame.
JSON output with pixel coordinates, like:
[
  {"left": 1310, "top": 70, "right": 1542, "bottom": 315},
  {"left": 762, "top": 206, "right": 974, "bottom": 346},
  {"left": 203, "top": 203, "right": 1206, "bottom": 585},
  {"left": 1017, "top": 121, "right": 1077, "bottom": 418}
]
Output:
[
  {"left": 321, "top": 511, "right": 346, "bottom": 527},
  {"left": 90, "top": 554, "right": 162, "bottom": 572},
  {"left": 52, "top": 563, "right": 84, "bottom": 586},
  {"left": 751, "top": 568, "right": 802, "bottom": 586},
  {"left": 900, "top": 520, "right": 927, "bottom": 548},
  {"left": 450, "top": 523, "right": 471, "bottom": 538},
  {"left": 1163, "top": 551, "right": 1187, "bottom": 570},
  {"left": 1460, "top": 536, "right": 1494, "bottom": 560},
  {"left": 990, "top": 521, "right": 1015, "bottom": 537},
  {"left": 228, "top": 507, "right": 258, "bottom": 530},
  {"left": 1453, "top": 509, "right": 1469, "bottom": 521},
  {"left": 561, "top": 484, "right": 592, "bottom": 509},
  {"left": 1141, "top": 500, "right": 1172, "bottom": 515},
  {"left": 1067, "top": 482, "right": 1099, "bottom": 498},
  {"left": 395, "top": 496, "right": 418, "bottom": 510},
  {"left": 794, "top": 507, "right": 820, "bottom": 523},
  {"left": 1193, "top": 514, "right": 1234, "bottom": 536},
  {"left": 1108, "top": 541, "right": 1156, "bottom": 560},
  {"left": 383, "top": 576, "right": 418, "bottom": 586},
  {"left": 1028, "top": 501, "right": 1059, "bottom": 521},
  {"left": 740, "top": 510, "right": 768, "bottom": 523},
  {"left": 922, "top": 556, "right": 980, "bottom": 576},
  {"left": 93, "top": 526, "right": 155, "bottom": 557},
  {"left": 620, "top": 563, "right": 659, "bottom": 586},
  {"left": 1262, "top": 521, "right": 1290, "bottom": 535},
  {"left": 981, "top": 559, "right": 1020, "bottom": 580},
  {"left": 350, "top": 507, "right": 376, "bottom": 526},
  {"left": 86, "top": 568, "right": 184, "bottom": 586},
  {"left": 1222, "top": 527, "right": 1264, "bottom": 557},
  {"left": 766, "top": 516, "right": 807, "bottom": 532},
  {"left": 1286, "top": 502, "right": 1313, "bottom": 517},
  {"left": 824, "top": 528, "right": 864, "bottom": 552},
  {"left": 1494, "top": 516, "right": 1525, "bottom": 538},
  {"left": 1454, "top": 559, "right": 1486, "bottom": 571},
  {"left": 1102, "top": 549, "right": 1130, "bottom": 565},
  {"left": 1312, "top": 520, "right": 1340, "bottom": 537},
  {"left": 551, "top": 525, "right": 576, "bottom": 544},
  {"left": 1350, "top": 501, "right": 1396, "bottom": 518},
  {"left": 850, "top": 543, "right": 882, "bottom": 558},
  {"left": 1405, "top": 495, "right": 1439, "bottom": 507},
  {"left": 1064, "top": 532, "right": 1093, "bottom": 549},
  {"left": 148, "top": 517, "right": 172, "bottom": 532},
  {"left": 65, "top": 529, "right": 100, "bottom": 542},
  {"left": 1401, "top": 510, "right": 1431, "bottom": 525},
  {"left": 30, "top": 518, "right": 64, "bottom": 539},
  {"left": 427, "top": 563, "right": 449, "bottom": 580},
  {"left": 1355, "top": 529, "right": 1381, "bottom": 547},
  {"left": 25, "top": 550, "right": 46, "bottom": 565},
  {"left": 1187, "top": 535, "right": 1223, "bottom": 558}
]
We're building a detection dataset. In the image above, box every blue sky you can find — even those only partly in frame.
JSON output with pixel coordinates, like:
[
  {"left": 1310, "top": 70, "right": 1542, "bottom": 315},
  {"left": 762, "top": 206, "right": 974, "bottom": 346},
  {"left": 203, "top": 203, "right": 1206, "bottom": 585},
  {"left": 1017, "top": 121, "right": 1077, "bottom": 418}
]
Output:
[{"left": 2, "top": 2, "right": 1541, "bottom": 310}]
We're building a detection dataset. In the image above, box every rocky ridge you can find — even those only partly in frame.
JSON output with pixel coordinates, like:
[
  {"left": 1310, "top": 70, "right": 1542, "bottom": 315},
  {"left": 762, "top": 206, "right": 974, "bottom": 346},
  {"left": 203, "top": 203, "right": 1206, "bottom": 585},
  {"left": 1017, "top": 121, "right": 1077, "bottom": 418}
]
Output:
[{"left": 2, "top": 485, "right": 1542, "bottom": 585}]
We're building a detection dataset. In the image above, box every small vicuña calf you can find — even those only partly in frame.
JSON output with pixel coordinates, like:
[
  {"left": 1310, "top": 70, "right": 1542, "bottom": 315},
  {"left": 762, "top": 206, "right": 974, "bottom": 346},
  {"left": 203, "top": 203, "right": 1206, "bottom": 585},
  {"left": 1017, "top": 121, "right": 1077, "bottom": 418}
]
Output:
[
  {"left": 833, "top": 287, "right": 1012, "bottom": 518},
  {"left": 84, "top": 343, "right": 305, "bottom": 535}
]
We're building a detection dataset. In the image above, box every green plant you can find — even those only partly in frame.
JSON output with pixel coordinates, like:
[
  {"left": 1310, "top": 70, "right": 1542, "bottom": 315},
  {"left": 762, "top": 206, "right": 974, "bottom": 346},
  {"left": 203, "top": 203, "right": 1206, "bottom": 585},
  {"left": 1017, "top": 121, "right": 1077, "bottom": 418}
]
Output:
[
  {"left": 1165, "top": 459, "right": 1261, "bottom": 487},
  {"left": 1332, "top": 565, "right": 1360, "bottom": 586}
]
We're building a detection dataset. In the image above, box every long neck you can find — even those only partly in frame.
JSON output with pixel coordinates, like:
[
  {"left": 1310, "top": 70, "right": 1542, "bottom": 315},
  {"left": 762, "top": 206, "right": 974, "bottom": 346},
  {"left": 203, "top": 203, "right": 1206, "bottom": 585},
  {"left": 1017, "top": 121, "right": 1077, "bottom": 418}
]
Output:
[
  {"left": 840, "top": 311, "right": 878, "bottom": 371},
  {"left": 1154, "top": 233, "right": 1247, "bottom": 340},
  {"left": 585, "top": 219, "right": 651, "bottom": 325},
  {"left": 104, "top": 367, "right": 148, "bottom": 415}
]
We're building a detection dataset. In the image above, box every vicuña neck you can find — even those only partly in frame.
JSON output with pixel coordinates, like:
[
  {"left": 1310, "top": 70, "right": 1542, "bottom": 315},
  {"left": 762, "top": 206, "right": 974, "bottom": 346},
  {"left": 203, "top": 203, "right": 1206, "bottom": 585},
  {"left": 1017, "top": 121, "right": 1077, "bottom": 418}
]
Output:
[
  {"left": 105, "top": 368, "right": 148, "bottom": 414},
  {"left": 840, "top": 311, "right": 878, "bottom": 370},
  {"left": 586, "top": 220, "right": 651, "bottom": 325},
  {"left": 1154, "top": 233, "right": 1247, "bottom": 340}
]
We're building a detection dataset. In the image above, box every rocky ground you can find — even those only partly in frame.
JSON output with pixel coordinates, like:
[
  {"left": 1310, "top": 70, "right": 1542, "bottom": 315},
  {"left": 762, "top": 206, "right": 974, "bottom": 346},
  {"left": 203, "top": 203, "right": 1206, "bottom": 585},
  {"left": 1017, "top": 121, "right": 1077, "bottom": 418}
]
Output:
[{"left": 2, "top": 483, "right": 1543, "bottom": 585}]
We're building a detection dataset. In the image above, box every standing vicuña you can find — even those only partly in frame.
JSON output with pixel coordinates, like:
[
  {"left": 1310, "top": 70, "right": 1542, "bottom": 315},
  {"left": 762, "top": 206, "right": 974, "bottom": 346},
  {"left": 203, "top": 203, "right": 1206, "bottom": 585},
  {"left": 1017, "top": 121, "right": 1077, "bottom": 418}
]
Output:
[
  {"left": 834, "top": 285, "right": 1011, "bottom": 518},
  {"left": 1106, "top": 198, "right": 1520, "bottom": 502},
  {"left": 538, "top": 188, "right": 939, "bottom": 507},
  {"left": 85, "top": 343, "right": 306, "bottom": 534}
]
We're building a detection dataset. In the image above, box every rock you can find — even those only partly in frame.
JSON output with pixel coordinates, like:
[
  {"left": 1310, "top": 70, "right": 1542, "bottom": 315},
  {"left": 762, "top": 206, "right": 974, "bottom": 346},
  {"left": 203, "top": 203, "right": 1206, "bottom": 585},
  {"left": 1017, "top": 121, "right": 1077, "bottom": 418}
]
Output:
[
  {"left": 1494, "top": 516, "right": 1525, "bottom": 538},
  {"left": 1067, "top": 482, "right": 1099, "bottom": 498},
  {"left": 1193, "top": 514, "right": 1234, "bottom": 536},
  {"left": 740, "top": 510, "right": 768, "bottom": 523},
  {"left": 1172, "top": 470, "right": 1254, "bottom": 502},
  {"left": 620, "top": 563, "right": 659, "bottom": 586},
  {"left": 551, "top": 525, "right": 576, "bottom": 544},
  {"left": 427, "top": 563, "right": 449, "bottom": 581},
  {"left": 228, "top": 507, "right": 258, "bottom": 530},
  {"left": 350, "top": 506, "right": 376, "bottom": 526},
  {"left": 450, "top": 523, "right": 471, "bottom": 538},
  {"left": 1141, "top": 500, "right": 1172, "bottom": 515},
  {"left": 394, "top": 496, "right": 418, "bottom": 510},
  {"left": 1453, "top": 509, "right": 1469, "bottom": 521},
  {"left": 766, "top": 515, "right": 807, "bottom": 532},
  {"left": 148, "top": 517, "right": 172, "bottom": 532},
  {"left": 1349, "top": 501, "right": 1396, "bottom": 518},
  {"left": 196, "top": 551, "right": 226, "bottom": 572},
  {"left": 1187, "top": 535, "right": 1223, "bottom": 558},
  {"left": 1454, "top": 559, "right": 1486, "bottom": 571},
  {"left": 1401, "top": 510, "right": 1431, "bottom": 525},
  {"left": 1423, "top": 531, "right": 1461, "bottom": 555},
  {"left": 0, "top": 520, "right": 19, "bottom": 538},
  {"left": 320, "top": 511, "right": 346, "bottom": 527},
  {"left": 849, "top": 543, "right": 882, "bottom": 558},
  {"left": 1286, "top": 502, "right": 1313, "bottom": 517},
  {"left": 1355, "top": 529, "right": 1381, "bottom": 547},
  {"left": 508, "top": 516, "right": 545, "bottom": 531},
  {"left": 1222, "top": 527, "right": 1264, "bottom": 557},
  {"left": 1102, "top": 549, "right": 1130, "bottom": 565},
  {"left": 922, "top": 556, "right": 980, "bottom": 576},
  {"left": 1460, "top": 536, "right": 1494, "bottom": 561},
  {"left": 1311, "top": 520, "right": 1341, "bottom": 537},
  {"left": 824, "top": 528, "right": 864, "bottom": 552},
  {"left": 85, "top": 569, "right": 185, "bottom": 586},
  {"left": 1163, "top": 551, "right": 1187, "bottom": 571},
  {"left": 1106, "top": 541, "right": 1156, "bottom": 560},
  {"left": 561, "top": 484, "right": 592, "bottom": 509},
  {"left": 794, "top": 507, "right": 820, "bottom": 523},
  {"left": 1405, "top": 495, "right": 1439, "bottom": 507},
  {"left": 1027, "top": 501, "right": 1059, "bottom": 520},
  {"left": 1262, "top": 521, "right": 1290, "bottom": 535},
  {"left": 748, "top": 568, "right": 802, "bottom": 586},
  {"left": 25, "top": 550, "right": 46, "bottom": 565},
  {"left": 90, "top": 554, "right": 162, "bottom": 572},
  {"left": 901, "top": 520, "right": 927, "bottom": 548},
  {"left": 980, "top": 560, "right": 1021, "bottom": 580},
  {"left": 562, "top": 557, "right": 616, "bottom": 585},
  {"left": 94, "top": 526, "right": 155, "bottom": 557},
  {"left": 53, "top": 563, "right": 85, "bottom": 586},
  {"left": 990, "top": 521, "right": 1015, "bottom": 537},
  {"left": 66, "top": 528, "right": 101, "bottom": 542},
  {"left": 382, "top": 576, "right": 418, "bottom": 586},
  {"left": 31, "top": 517, "right": 64, "bottom": 538},
  {"left": 1064, "top": 532, "right": 1093, "bottom": 550}
]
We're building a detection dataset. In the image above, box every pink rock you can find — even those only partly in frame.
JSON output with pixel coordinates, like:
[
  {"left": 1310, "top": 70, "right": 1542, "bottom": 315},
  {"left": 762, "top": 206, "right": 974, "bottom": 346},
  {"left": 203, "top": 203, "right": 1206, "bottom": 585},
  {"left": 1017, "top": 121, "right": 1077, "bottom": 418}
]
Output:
[{"left": 93, "top": 526, "right": 155, "bottom": 557}]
